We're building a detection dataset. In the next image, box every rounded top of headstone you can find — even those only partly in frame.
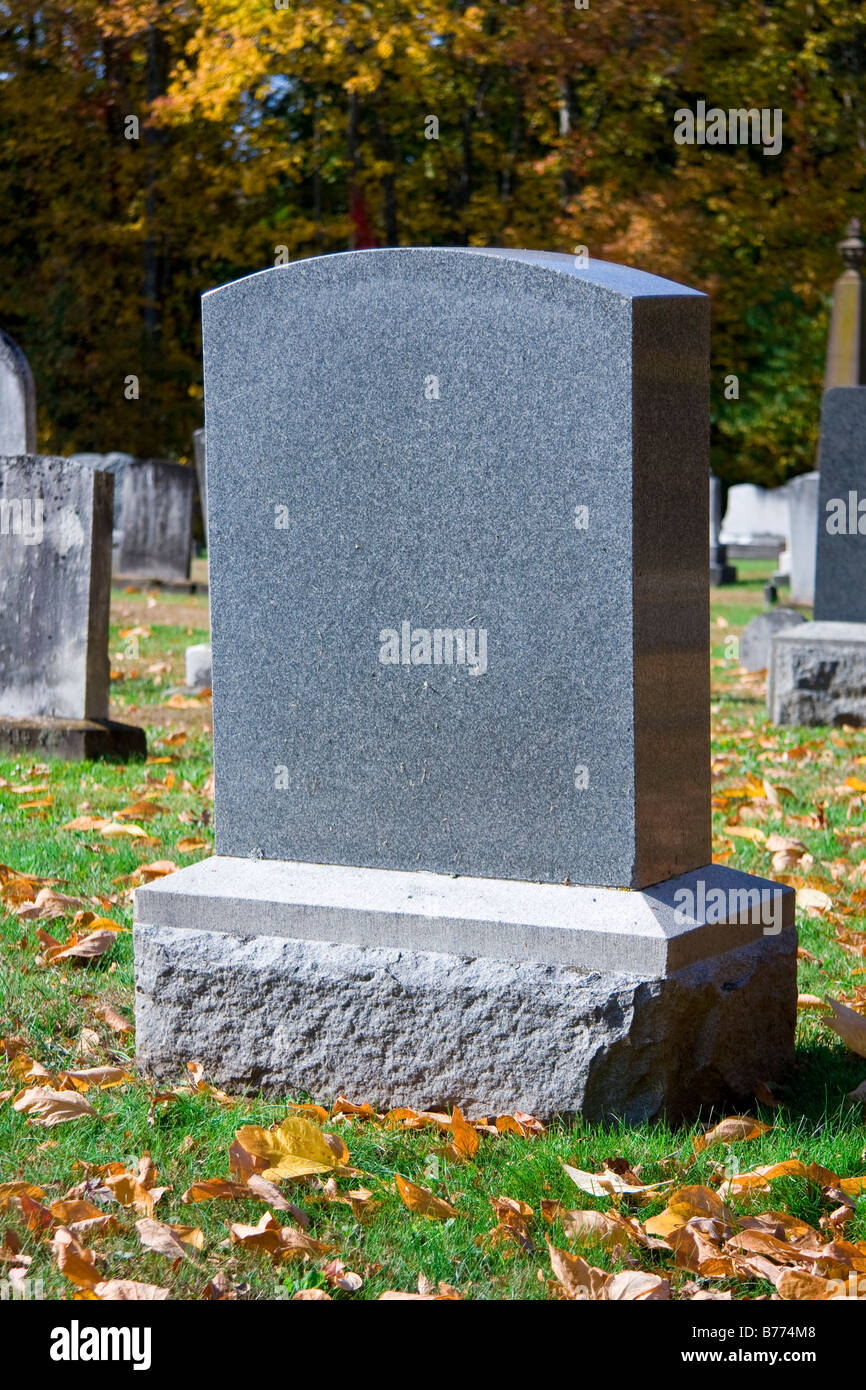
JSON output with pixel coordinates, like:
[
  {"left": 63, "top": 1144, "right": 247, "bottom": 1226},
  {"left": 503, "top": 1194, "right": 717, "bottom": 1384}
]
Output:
[
  {"left": 0, "top": 327, "right": 34, "bottom": 381},
  {"left": 203, "top": 247, "right": 705, "bottom": 308}
]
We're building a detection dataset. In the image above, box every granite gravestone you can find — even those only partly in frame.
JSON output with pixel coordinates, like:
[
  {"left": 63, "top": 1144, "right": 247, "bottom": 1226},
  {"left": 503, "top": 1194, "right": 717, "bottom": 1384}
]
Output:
[
  {"left": 814, "top": 389, "right": 866, "bottom": 622},
  {"left": 70, "top": 453, "right": 194, "bottom": 583},
  {"left": 770, "top": 389, "right": 866, "bottom": 724},
  {"left": 0, "top": 455, "right": 146, "bottom": 758},
  {"left": 134, "top": 249, "right": 795, "bottom": 1120},
  {"left": 0, "top": 330, "right": 36, "bottom": 456}
]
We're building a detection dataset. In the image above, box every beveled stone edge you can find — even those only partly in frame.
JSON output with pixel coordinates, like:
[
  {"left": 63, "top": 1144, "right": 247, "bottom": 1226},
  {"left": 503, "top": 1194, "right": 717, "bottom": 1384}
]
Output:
[{"left": 134, "top": 856, "right": 794, "bottom": 978}]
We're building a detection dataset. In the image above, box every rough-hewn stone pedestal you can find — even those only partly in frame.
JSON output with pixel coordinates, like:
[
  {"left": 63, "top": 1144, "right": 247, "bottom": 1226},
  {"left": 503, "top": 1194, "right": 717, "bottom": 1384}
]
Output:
[
  {"left": 134, "top": 858, "right": 797, "bottom": 1122},
  {"left": 0, "top": 715, "right": 146, "bottom": 761},
  {"left": 769, "top": 622, "right": 866, "bottom": 726}
]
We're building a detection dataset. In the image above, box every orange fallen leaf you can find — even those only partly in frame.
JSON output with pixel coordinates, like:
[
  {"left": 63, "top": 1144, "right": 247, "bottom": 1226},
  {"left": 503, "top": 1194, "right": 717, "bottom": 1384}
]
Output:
[{"left": 395, "top": 1174, "right": 459, "bottom": 1220}]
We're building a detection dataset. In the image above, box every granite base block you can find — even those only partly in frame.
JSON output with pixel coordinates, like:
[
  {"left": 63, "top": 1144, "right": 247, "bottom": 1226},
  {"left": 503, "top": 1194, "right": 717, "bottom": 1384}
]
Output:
[
  {"left": 0, "top": 716, "right": 146, "bottom": 761},
  {"left": 134, "top": 858, "right": 796, "bottom": 1121},
  {"left": 769, "top": 622, "right": 866, "bottom": 726},
  {"left": 134, "top": 922, "right": 796, "bottom": 1123}
]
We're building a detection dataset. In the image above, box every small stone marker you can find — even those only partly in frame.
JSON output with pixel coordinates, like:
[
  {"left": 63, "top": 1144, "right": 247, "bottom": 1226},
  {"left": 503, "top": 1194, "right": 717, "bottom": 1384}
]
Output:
[
  {"left": 741, "top": 608, "right": 805, "bottom": 673},
  {"left": 0, "top": 455, "right": 146, "bottom": 758},
  {"left": 185, "top": 643, "right": 212, "bottom": 691},
  {"left": 134, "top": 249, "right": 796, "bottom": 1120},
  {"left": 0, "top": 330, "right": 37, "bottom": 455}
]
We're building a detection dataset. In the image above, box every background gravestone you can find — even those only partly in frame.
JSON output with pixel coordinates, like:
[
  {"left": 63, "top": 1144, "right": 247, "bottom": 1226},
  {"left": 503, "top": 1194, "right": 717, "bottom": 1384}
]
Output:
[
  {"left": 0, "top": 330, "right": 37, "bottom": 455},
  {"left": 193, "top": 428, "right": 207, "bottom": 546},
  {"left": 786, "top": 471, "right": 820, "bottom": 605},
  {"left": 709, "top": 473, "right": 736, "bottom": 585},
  {"left": 70, "top": 453, "right": 194, "bottom": 583},
  {"left": 814, "top": 388, "right": 866, "bottom": 623},
  {"left": 0, "top": 454, "right": 146, "bottom": 758},
  {"left": 135, "top": 249, "right": 795, "bottom": 1121}
]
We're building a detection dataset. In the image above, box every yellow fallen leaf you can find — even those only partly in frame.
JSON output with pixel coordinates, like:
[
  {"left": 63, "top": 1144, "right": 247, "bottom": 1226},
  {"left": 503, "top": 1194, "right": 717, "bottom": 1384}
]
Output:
[{"left": 234, "top": 1115, "right": 348, "bottom": 1181}]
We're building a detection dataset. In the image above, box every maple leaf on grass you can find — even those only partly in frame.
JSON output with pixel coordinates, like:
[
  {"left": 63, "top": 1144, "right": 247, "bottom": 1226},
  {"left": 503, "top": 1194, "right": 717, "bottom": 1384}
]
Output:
[{"left": 234, "top": 1114, "right": 350, "bottom": 1181}]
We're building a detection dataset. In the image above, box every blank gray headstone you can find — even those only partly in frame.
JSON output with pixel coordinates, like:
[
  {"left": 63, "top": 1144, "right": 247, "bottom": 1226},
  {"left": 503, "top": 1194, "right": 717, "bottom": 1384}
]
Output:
[
  {"left": 0, "top": 330, "right": 37, "bottom": 456},
  {"left": 203, "top": 248, "right": 711, "bottom": 890},
  {"left": 0, "top": 455, "right": 112, "bottom": 719},
  {"left": 814, "top": 388, "right": 866, "bottom": 622}
]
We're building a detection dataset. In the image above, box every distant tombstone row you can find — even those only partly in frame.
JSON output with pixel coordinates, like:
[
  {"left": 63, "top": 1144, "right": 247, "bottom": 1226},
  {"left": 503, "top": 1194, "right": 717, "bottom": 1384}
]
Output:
[
  {"left": 0, "top": 454, "right": 146, "bottom": 759},
  {"left": 717, "top": 476, "right": 820, "bottom": 602}
]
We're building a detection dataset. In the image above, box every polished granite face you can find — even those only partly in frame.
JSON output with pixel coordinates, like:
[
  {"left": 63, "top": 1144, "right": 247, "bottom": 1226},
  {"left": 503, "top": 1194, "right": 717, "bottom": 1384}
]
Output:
[
  {"left": 202, "top": 248, "right": 710, "bottom": 889},
  {"left": 815, "top": 387, "right": 866, "bottom": 623}
]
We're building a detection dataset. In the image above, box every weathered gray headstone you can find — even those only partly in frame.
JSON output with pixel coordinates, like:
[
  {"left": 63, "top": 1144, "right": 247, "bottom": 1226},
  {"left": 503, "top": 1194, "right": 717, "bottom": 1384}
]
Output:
[
  {"left": 814, "top": 388, "right": 866, "bottom": 622},
  {"left": 786, "top": 471, "right": 820, "bottom": 605},
  {"left": 134, "top": 249, "right": 796, "bottom": 1120},
  {"left": 720, "top": 481, "right": 789, "bottom": 560},
  {"left": 741, "top": 608, "right": 806, "bottom": 673},
  {"left": 0, "top": 331, "right": 36, "bottom": 456},
  {"left": 69, "top": 453, "right": 194, "bottom": 583},
  {"left": 0, "top": 455, "right": 146, "bottom": 759}
]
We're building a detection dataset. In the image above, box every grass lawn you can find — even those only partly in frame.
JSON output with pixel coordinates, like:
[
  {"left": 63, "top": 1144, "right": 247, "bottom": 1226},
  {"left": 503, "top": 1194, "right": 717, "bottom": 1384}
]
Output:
[{"left": 1, "top": 570, "right": 865, "bottom": 1302}]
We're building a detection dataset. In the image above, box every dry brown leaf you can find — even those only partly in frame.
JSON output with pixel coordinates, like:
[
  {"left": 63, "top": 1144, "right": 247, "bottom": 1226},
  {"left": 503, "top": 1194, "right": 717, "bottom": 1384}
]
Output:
[
  {"left": 182, "top": 1177, "right": 252, "bottom": 1203},
  {"left": 12, "top": 1087, "right": 96, "bottom": 1126},
  {"left": 246, "top": 1174, "right": 311, "bottom": 1226},
  {"left": 177, "top": 836, "right": 209, "bottom": 853},
  {"left": 135, "top": 1216, "right": 203, "bottom": 1259},
  {"left": 693, "top": 1115, "right": 772, "bottom": 1152},
  {"left": 776, "top": 1268, "right": 846, "bottom": 1300},
  {"left": 88, "top": 1280, "right": 170, "bottom": 1300},
  {"left": 41, "top": 929, "right": 121, "bottom": 964},
  {"left": 644, "top": 1186, "right": 736, "bottom": 1239},
  {"left": 92, "top": 1003, "right": 133, "bottom": 1035},
  {"left": 395, "top": 1174, "right": 459, "bottom": 1220},
  {"left": 52, "top": 1227, "right": 101, "bottom": 1287},
  {"left": 14, "top": 887, "right": 90, "bottom": 920}
]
